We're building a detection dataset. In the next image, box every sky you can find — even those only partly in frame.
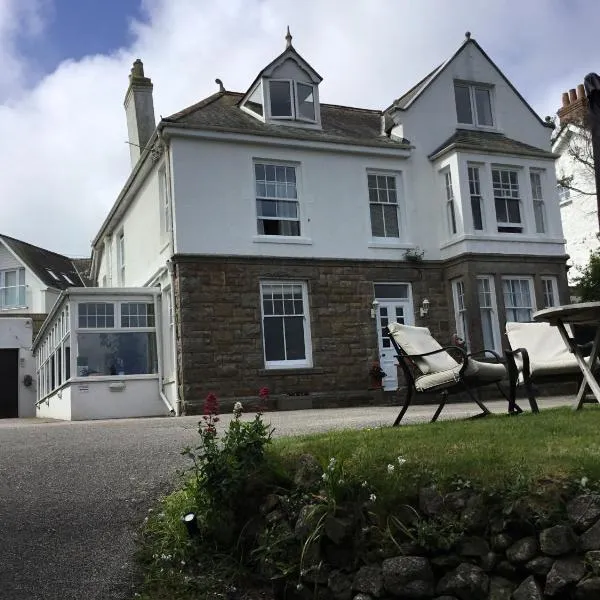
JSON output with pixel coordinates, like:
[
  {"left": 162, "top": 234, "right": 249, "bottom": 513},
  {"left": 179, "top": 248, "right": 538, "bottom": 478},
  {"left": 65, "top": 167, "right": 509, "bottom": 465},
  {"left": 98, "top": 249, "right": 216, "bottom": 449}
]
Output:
[{"left": 1, "top": 0, "right": 599, "bottom": 257}]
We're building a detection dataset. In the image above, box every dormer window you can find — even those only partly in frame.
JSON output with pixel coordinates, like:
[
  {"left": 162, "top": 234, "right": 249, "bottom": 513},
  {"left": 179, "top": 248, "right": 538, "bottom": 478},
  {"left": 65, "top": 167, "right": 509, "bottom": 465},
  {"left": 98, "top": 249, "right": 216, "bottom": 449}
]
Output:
[
  {"left": 269, "top": 80, "right": 316, "bottom": 122},
  {"left": 454, "top": 82, "right": 493, "bottom": 127},
  {"left": 245, "top": 83, "right": 264, "bottom": 117}
]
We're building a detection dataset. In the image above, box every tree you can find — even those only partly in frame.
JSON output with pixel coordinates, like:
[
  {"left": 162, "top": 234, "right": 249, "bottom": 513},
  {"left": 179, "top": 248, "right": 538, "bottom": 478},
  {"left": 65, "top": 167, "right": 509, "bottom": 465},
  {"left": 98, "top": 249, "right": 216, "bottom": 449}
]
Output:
[
  {"left": 575, "top": 249, "right": 600, "bottom": 301},
  {"left": 556, "top": 114, "right": 596, "bottom": 199}
]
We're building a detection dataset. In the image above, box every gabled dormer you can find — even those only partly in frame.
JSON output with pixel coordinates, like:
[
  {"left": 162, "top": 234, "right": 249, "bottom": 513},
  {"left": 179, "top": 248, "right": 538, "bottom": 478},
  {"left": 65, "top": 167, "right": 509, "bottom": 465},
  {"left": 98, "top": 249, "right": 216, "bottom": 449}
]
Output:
[{"left": 240, "top": 28, "right": 323, "bottom": 128}]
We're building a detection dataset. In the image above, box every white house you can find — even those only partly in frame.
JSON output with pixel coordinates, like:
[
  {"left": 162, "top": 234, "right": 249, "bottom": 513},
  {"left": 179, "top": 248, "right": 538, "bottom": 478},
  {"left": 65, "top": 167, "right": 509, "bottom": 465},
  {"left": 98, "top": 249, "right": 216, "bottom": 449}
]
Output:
[
  {"left": 552, "top": 84, "right": 598, "bottom": 283},
  {"left": 0, "top": 234, "right": 87, "bottom": 417},
  {"left": 34, "top": 31, "right": 568, "bottom": 419}
]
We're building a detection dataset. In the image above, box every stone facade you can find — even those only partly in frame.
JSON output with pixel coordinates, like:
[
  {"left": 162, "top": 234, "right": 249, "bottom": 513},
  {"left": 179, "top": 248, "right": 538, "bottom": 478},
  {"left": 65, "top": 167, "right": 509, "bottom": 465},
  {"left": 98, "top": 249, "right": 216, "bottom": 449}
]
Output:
[{"left": 171, "top": 252, "right": 568, "bottom": 413}]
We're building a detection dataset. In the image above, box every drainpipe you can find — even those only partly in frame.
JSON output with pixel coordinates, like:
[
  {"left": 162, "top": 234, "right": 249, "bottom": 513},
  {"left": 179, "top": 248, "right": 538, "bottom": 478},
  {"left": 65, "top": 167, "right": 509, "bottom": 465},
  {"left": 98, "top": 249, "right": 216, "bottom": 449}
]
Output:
[
  {"left": 154, "top": 292, "right": 175, "bottom": 415},
  {"left": 166, "top": 259, "right": 182, "bottom": 416}
]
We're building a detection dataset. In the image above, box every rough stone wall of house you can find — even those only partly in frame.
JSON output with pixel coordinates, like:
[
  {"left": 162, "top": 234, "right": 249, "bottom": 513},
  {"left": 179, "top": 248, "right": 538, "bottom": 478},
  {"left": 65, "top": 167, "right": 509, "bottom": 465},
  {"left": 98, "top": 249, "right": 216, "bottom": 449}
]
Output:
[
  {"left": 444, "top": 254, "right": 569, "bottom": 351},
  {"left": 171, "top": 255, "right": 448, "bottom": 412}
]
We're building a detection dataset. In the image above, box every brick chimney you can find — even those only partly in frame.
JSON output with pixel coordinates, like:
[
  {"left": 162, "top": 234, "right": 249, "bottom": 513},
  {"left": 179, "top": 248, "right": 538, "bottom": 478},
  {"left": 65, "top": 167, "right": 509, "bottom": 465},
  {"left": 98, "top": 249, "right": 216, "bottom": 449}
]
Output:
[
  {"left": 124, "top": 59, "right": 156, "bottom": 168},
  {"left": 557, "top": 83, "right": 588, "bottom": 127}
]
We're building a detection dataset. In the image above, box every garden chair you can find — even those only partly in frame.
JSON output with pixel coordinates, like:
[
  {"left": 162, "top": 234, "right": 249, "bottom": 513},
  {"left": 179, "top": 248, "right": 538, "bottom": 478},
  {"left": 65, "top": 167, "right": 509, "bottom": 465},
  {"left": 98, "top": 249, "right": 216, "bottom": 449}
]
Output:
[
  {"left": 504, "top": 321, "right": 595, "bottom": 414},
  {"left": 385, "top": 322, "right": 510, "bottom": 426}
]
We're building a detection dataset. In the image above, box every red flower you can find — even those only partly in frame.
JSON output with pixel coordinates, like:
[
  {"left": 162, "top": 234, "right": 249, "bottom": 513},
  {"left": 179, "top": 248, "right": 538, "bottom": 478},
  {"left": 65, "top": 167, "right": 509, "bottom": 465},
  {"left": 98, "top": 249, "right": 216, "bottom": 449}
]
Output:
[
  {"left": 203, "top": 392, "right": 220, "bottom": 416},
  {"left": 259, "top": 387, "right": 270, "bottom": 399}
]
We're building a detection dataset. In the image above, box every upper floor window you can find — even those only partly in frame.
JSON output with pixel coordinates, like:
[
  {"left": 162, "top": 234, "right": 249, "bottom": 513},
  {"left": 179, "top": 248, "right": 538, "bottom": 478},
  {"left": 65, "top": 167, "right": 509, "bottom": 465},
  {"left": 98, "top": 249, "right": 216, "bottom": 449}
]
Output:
[
  {"left": 269, "top": 80, "right": 316, "bottom": 122},
  {"left": 368, "top": 173, "right": 400, "bottom": 238},
  {"left": 454, "top": 82, "right": 493, "bottom": 127},
  {"left": 530, "top": 171, "right": 546, "bottom": 234},
  {"left": 468, "top": 166, "right": 484, "bottom": 231},
  {"left": 255, "top": 163, "right": 300, "bottom": 236},
  {"left": 558, "top": 185, "right": 571, "bottom": 204},
  {"left": 159, "top": 166, "right": 171, "bottom": 238},
  {"left": 492, "top": 169, "right": 522, "bottom": 233},
  {"left": 443, "top": 171, "right": 457, "bottom": 235},
  {"left": 0, "top": 268, "right": 25, "bottom": 309}
]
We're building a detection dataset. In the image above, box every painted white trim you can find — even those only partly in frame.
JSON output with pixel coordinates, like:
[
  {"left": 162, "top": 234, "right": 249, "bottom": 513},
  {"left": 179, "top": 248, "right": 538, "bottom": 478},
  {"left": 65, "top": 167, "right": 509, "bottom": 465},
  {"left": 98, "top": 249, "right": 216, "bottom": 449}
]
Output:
[
  {"left": 476, "top": 275, "right": 502, "bottom": 354},
  {"left": 259, "top": 280, "right": 313, "bottom": 369}
]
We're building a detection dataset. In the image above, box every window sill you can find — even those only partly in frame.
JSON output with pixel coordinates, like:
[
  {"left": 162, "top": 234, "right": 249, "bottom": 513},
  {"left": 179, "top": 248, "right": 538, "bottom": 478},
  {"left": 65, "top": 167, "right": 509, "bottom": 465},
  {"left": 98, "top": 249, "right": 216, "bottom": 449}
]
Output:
[
  {"left": 71, "top": 374, "right": 159, "bottom": 382},
  {"left": 253, "top": 235, "right": 313, "bottom": 245},
  {"left": 258, "top": 367, "right": 327, "bottom": 376},
  {"left": 0, "top": 305, "right": 28, "bottom": 311},
  {"left": 368, "top": 241, "right": 414, "bottom": 249},
  {"left": 440, "top": 233, "right": 566, "bottom": 249},
  {"left": 455, "top": 122, "right": 500, "bottom": 133}
]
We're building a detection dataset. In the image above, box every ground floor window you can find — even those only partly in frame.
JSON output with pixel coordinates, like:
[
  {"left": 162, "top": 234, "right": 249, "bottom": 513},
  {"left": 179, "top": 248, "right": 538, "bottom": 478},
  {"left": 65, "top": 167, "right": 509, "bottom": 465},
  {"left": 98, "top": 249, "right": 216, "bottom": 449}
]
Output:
[
  {"left": 260, "top": 281, "right": 311, "bottom": 368},
  {"left": 451, "top": 279, "right": 469, "bottom": 348},
  {"left": 477, "top": 276, "right": 501, "bottom": 353},
  {"left": 76, "top": 332, "right": 158, "bottom": 376},
  {"left": 541, "top": 276, "right": 559, "bottom": 308},
  {"left": 502, "top": 277, "right": 534, "bottom": 322}
]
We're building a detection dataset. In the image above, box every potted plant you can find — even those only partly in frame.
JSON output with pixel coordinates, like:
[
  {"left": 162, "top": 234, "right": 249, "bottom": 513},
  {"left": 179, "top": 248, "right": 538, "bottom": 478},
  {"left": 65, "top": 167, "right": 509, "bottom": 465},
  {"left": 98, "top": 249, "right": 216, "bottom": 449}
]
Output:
[{"left": 404, "top": 247, "right": 425, "bottom": 262}]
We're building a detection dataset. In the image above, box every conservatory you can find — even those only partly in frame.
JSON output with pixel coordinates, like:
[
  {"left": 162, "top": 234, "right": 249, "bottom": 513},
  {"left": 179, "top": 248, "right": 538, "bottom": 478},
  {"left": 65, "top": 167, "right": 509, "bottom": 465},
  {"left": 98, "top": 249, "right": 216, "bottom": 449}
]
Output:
[{"left": 33, "top": 288, "right": 174, "bottom": 420}]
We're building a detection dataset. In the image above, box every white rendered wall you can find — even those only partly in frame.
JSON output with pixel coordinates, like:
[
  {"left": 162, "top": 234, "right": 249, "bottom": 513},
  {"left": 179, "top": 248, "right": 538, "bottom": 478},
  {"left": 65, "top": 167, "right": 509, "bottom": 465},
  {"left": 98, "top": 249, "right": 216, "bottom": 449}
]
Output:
[
  {"left": 36, "top": 385, "right": 71, "bottom": 420},
  {"left": 70, "top": 377, "right": 167, "bottom": 420},
  {"left": 0, "top": 317, "right": 36, "bottom": 416}
]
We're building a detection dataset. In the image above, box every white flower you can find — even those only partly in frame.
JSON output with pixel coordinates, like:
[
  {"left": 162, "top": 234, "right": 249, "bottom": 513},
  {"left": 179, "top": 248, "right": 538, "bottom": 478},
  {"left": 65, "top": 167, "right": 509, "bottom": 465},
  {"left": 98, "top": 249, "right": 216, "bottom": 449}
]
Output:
[
  {"left": 328, "top": 457, "right": 336, "bottom": 470},
  {"left": 322, "top": 473, "right": 329, "bottom": 481},
  {"left": 397, "top": 456, "right": 407, "bottom": 466},
  {"left": 233, "top": 401, "right": 243, "bottom": 416},
  {"left": 296, "top": 583, "right": 304, "bottom": 591},
  {"left": 369, "top": 493, "right": 377, "bottom": 502},
  {"left": 361, "top": 481, "right": 368, "bottom": 488},
  {"left": 387, "top": 464, "right": 395, "bottom": 474},
  {"left": 338, "top": 479, "right": 344, "bottom": 485},
  {"left": 582, "top": 476, "right": 589, "bottom": 488}
]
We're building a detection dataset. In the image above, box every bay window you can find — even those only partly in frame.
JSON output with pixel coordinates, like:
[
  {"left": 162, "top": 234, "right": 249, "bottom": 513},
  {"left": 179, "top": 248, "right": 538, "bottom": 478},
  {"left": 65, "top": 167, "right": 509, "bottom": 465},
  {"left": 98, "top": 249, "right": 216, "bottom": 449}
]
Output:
[
  {"left": 503, "top": 278, "right": 534, "bottom": 322},
  {"left": 492, "top": 169, "right": 522, "bottom": 233}
]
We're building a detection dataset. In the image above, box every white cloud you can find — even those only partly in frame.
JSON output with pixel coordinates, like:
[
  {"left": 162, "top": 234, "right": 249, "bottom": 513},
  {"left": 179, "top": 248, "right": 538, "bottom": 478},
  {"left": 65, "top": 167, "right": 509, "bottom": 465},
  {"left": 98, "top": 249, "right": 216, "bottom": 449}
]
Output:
[{"left": 1, "top": 0, "right": 599, "bottom": 256}]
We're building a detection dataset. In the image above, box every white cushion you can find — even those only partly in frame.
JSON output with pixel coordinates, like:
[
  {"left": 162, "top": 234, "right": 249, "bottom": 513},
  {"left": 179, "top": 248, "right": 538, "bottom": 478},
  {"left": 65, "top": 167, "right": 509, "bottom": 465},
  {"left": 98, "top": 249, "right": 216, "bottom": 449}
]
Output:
[
  {"left": 387, "top": 322, "right": 458, "bottom": 374},
  {"left": 505, "top": 321, "right": 580, "bottom": 378},
  {"left": 415, "top": 359, "right": 506, "bottom": 391}
]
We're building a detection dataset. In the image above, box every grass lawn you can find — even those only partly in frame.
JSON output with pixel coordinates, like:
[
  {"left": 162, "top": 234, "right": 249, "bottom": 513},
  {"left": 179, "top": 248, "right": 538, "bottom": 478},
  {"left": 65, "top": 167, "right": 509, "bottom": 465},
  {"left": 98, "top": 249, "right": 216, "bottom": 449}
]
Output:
[
  {"left": 274, "top": 406, "right": 600, "bottom": 493},
  {"left": 135, "top": 406, "right": 600, "bottom": 599}
]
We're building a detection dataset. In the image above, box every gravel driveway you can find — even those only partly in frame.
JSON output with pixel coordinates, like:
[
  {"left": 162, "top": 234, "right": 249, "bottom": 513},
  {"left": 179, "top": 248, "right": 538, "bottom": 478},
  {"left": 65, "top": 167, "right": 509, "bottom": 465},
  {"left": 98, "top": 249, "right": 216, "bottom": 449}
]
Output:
[{"left": 0, "top": 397, "right": 570, "bottom": 599}]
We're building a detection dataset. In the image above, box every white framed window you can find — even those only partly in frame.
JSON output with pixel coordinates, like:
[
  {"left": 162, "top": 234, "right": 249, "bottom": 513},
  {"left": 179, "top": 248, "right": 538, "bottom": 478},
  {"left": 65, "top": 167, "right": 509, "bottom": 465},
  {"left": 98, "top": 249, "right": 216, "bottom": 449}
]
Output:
[
  {"left": 443, "top": 171, "right": 457, "bottom": 235},
  {"left": 268, "top": 80, "right": 316, "bottom": 123},
  {"left": 541, "top": 276, "right": 559, "bottom": 308},
  {"left": 454, "top": 82, "right": 494, "bottom": 127},
  {"left": 530, "top": 170, "right": 546, "bottom": 234},
  {"left": 117, "top": 231, "right": 125, "bottom": 285},
  {"left": 0, "top": 268, "right": 26, "bottom": 309},
  {"left": 503, "top": 278, "right": 535, "bottom": 322},
  {"left": 75, "top": 300, "right": 157, "bottom": 377},
  {"left": 255, "top": 163, "right": 300, "bottom": 236},
  {"left": 260, "top": 281, "right": 312, "bottom": 369},
  {"left": 159, "top": 166, "right": 171, "bottom": 238},
  {"left": 477, "top": 276, "right": 501, "bottom": 353},
  {"left": 243, "top": 82, "right": 264, "bottom": 117},
  {"left": 452, "top": 279, "right": 469, "bottom": 348},
  {"left": 368, "top": 173, "right": 401, "bottom": 238},
  {"left": 558, "top": 185, "right": 571, "bottom": 204},
  {"left": 468, "top": 166, "right": 484, "bottom": 231},
  {"left": 492, "top": 169, "right": 522, "bottom": 233}
]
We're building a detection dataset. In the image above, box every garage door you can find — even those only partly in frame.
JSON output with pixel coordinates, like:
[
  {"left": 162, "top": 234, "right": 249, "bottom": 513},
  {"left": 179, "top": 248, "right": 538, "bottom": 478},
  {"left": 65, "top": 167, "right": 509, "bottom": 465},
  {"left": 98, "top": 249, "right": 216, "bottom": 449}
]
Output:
[{"left": 0, "top": 349, "right": 18, "bottom": 418}]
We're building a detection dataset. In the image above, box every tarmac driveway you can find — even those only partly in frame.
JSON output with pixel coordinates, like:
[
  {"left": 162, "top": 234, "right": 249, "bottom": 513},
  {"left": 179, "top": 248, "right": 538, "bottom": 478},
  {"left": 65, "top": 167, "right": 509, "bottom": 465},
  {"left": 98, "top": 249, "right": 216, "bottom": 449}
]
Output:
[{"left": 0, "top": 398, "right": 570, "bottom": 599}]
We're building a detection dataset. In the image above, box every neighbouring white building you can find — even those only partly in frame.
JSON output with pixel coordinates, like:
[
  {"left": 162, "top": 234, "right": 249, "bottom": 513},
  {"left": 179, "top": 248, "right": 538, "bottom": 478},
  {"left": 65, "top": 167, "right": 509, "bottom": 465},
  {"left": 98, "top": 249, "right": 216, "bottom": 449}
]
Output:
[
  {"left": 33, "top": 31, "right": 568, "bottom": 420},
  {"left": 553, "top": 84, "right": 598, "bottom": 283},
  {"left": 0, "top": 234, "right": 88, "bottom": 417}
]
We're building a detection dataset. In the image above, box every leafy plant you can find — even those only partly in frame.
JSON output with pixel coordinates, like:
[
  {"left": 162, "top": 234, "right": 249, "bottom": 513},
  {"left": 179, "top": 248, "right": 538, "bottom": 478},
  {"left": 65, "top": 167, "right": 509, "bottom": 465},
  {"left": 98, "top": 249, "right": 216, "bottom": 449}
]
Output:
[{"left": 575, "top": 249, "right": 600, "bottom": 301}]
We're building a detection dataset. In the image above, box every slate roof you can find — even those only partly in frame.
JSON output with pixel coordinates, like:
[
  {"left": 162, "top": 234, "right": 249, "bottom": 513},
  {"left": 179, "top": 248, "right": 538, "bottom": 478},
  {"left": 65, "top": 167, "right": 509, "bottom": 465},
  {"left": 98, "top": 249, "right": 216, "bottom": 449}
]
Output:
[
  {"left": 163, "top": 92, "right": 411, "bottom": 149},
  {"left": 0, "top": 234, "right": 86, "bottom": 290},
  {"left": 428, "top": 129, "right": 558, "bottom": 161}
]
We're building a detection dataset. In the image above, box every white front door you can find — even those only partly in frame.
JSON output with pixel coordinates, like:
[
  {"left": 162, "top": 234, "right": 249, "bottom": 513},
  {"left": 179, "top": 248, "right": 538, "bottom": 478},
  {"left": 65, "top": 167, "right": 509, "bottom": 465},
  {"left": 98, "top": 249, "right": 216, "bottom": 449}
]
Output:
[{"left": 376, "top": 297, "right": 414, "bottom": 391}]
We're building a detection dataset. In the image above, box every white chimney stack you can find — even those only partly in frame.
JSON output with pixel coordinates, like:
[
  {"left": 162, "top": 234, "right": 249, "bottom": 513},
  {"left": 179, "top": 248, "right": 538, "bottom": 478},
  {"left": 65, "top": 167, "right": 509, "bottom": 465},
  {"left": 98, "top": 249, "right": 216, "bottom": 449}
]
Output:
[{"left": 124, "top": 59, "right": 155, "bottom": 168}]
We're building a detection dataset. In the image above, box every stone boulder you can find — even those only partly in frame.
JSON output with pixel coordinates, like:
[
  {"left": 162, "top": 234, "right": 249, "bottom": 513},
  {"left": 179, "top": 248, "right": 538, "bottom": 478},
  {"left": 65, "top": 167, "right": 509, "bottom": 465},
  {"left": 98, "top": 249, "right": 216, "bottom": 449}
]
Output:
[
  {"left": 506, "top": 536, "right": 538, "bottom": 564},
  {"left": 327, "top": 570, "right": 352, "bottom": 600},
  {"left": 580, "top": 519, "right": 600, "bottom": 551},
  {"left": 460, "top": 495, "right": 487, "bottom": 533},
  {"left": 544, "top": 557, "right": 585, "bottom": 597},
  {"left": 419, "top": 486, "right": 444, "bottom": 517},
  {"left": 324, "top": 515, "right": 354, "bottom": 545},
  {"left": 457, "top": 537, "right": 489, "bottom": 558},
  {"left": 294, "top": 454, "right": 323, "bottom": 490},
  {"left": 513, "top": 575, "right": 543, "bottom": 600},
  {"left": 539, "top": 524, "right": 577, "bottom": 556},
  {"left": 353, "top": 565, "right": 383, "bottom": 598},
  {"left": 567, "top": 494, "right": 600, "bottom": 532},
  {"left": 435, "top": 563, "right": 489, "bottom": 600},
  {"left": 382, "top": 556, "right": 434, "bottom": 599},
  {"left": 487, "top": 576, "right": 514, "bottom": 600},
  {"left": 490, "top": 533, "right": 512, "bottom": 552},
  {"left": 576, "top": 576, "right": 600, "bottom": 599},
  {"left": 525, "top": 556, "right": 554, "bottom": 576}
]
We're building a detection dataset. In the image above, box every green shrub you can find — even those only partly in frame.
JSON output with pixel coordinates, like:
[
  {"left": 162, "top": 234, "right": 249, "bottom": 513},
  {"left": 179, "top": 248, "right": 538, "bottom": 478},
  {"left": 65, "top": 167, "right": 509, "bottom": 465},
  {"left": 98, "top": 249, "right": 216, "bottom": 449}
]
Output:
[{"left": 576, "top": 249, "right": 600, "bottom": 301}]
